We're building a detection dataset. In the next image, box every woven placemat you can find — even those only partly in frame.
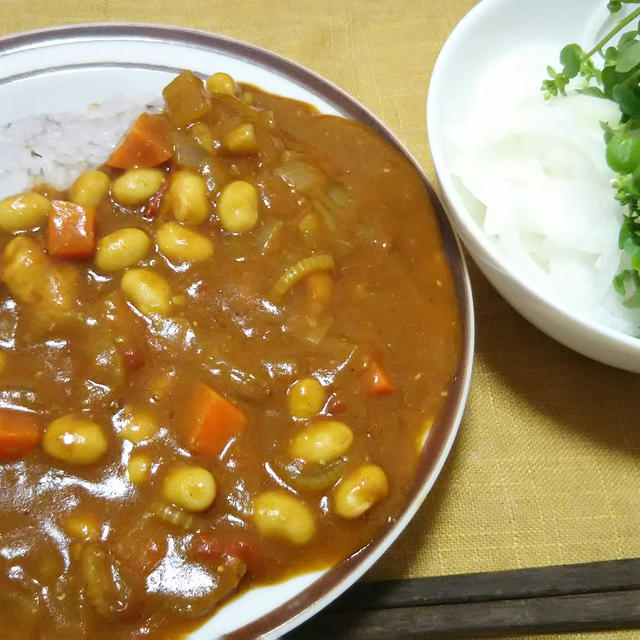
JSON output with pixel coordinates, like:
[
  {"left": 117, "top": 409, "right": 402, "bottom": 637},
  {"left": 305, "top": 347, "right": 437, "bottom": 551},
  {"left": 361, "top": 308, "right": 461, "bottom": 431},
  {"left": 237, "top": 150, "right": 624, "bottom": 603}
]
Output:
[{"left": 2, "top": 2, "right": 639, "bottom": 638}]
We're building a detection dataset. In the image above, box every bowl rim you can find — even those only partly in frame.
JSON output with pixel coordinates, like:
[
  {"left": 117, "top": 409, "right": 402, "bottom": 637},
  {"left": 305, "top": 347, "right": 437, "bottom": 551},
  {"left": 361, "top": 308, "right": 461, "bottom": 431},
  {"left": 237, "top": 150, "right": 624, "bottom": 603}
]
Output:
[
  {"left": 0, "top": 21, "right": 475, "bottom": 639},
  {"left": 426, "top": 0, "right": 640, "bottom": 365}
]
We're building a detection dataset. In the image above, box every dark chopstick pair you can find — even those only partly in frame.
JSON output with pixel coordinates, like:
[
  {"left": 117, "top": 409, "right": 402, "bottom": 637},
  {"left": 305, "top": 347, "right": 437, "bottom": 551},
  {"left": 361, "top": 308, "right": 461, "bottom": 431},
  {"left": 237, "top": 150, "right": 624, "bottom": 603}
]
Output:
[{"left": 286, "top": 558, "right": 640, "bottom": 638}]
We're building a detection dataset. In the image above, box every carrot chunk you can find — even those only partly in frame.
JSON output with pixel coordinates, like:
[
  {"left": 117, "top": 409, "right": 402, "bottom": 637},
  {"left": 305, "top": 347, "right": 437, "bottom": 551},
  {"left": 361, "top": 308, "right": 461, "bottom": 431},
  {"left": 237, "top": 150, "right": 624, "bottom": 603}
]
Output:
[
  {"left": 108, "top": 112, "right": 173, "bottom": 170},
  {"left": 47, "top": 200, "right": 97, "bottom": 260},
  {"left": 367, "top": 354, "right": 395, "bottom": 396},
  {"left": 179, "top": 382, "right": 246, "bottom": 455},
  {"left": 0, "top": 409, "right": 42, "bottom": 458}
]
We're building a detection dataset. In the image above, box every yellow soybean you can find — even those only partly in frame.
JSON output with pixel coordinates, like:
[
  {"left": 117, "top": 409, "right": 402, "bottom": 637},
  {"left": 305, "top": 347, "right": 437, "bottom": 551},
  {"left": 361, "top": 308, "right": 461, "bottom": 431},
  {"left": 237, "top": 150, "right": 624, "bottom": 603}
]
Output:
[
  {"left": 206, "top": 72, "right": 237, "bottom": 95},
  {"left": 168, "top": 170, "right": 210, "bottom": 225},
  {"left": 120, "top": 268, "right": 171, "bottom": 316},
  {"left": 333, "top": 464, "right": 389, "bottom": 519},
  {"left": 42, "top": 415, "right": 108, "bottom": 466},
  {"left": 64, "top": 512, "right": 100, "bottom": 541},
  {"left": 287, "top": 377, "right": 326, "bottom": 419},
  {"left": 252, "top": 491, "right": 315, "bottom": 545},
  {"left": 217, "top": 180, "right": 259, "bottom": 232},
  {"left": 189, "top": 123, "right": 216, "bottom": 153},
  {"left": 223, "top": 123, "right": 258, "bottom": 154},
  {"left": 156, "top": 222, "right": 214, "bottom": 263},
  {"left": 163, "top": 466, "right": 216, "bottom": 512},
  {"left": 95, "top": 228, "right": 151, "bottom": 272},
  {"left": 116, "top": 406, "right": 159, "bottom": 443},
  {"left": 111, "top": 169, "right": 165, "bottom": 207},
  {"left": 289, "top": 420, "right": 353, "bottom": 465},
  {"left": 70, "top": 171, "right": 110, "bottom": 209},
  {"left": 0, "top": 192, "right": 50, "bottom": 232},
  {"left": 127, "top": 453, "right": 152, "bottom": 485}
]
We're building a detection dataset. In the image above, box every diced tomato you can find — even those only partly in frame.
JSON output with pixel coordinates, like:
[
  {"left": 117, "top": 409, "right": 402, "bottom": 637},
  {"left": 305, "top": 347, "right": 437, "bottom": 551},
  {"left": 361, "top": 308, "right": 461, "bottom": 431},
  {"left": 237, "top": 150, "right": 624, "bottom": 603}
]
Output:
[
  {"left": 120, "top": 347, "right": 146, "bottom": 370},
  {"left": 99, "top": 292, "right": 147, "bottom": 370},
  {"left": 326, "top": 397, "right": 347, "bottom": 415},
  {"left": 192, "top": 532, "right": 261, "bottom": 574},
  {"left": 140, "top": 536, "right": 167, "bottom": 573},
  {"left": 144, "top": 169, "right": 172, "bottom": 219}
]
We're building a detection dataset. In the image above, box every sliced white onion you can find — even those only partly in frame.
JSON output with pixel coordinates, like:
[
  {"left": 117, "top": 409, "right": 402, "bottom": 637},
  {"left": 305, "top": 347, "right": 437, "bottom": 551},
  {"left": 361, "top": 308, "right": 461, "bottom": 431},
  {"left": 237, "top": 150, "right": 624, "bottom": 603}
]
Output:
[{"left": 448, "top": 46, "right": 640, "bottom": 336}]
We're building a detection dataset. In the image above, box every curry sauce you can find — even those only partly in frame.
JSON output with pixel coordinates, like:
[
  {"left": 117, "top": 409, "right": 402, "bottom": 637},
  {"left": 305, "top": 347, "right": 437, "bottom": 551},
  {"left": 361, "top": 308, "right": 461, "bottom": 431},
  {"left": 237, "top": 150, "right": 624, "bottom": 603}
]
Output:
[{"left": 0, "top": 71, "right": 462, "bottom": 638}]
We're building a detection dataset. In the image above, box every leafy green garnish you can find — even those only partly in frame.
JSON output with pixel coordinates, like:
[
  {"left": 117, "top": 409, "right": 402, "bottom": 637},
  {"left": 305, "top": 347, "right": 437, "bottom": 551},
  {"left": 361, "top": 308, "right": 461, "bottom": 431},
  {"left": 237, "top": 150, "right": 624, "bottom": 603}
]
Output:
[{"left": 543, "top": 2, "right": 640, "bottom": 310}]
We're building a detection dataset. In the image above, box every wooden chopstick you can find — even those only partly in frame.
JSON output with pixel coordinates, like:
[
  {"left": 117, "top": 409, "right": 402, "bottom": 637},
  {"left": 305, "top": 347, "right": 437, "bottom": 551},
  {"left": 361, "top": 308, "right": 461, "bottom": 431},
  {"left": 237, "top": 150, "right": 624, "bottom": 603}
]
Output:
[
  {"left": 285, "top": 558, "right": 640, "bottom": 638},
  {"left": 331, "top": 557, "right": 640, "bottom": 609}
]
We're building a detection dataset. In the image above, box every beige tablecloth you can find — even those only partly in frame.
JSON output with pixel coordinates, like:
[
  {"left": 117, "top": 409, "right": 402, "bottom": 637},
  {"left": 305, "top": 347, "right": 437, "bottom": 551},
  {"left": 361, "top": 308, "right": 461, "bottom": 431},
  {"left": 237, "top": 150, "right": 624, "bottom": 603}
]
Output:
[{"left": 1, "top": 2, "right": 639, "bottom": 638}]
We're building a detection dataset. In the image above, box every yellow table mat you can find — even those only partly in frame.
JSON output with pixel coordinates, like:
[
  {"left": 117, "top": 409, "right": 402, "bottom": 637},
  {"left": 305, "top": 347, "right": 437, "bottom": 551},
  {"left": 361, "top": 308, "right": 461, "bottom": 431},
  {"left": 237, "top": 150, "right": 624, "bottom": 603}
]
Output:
[{"left": 2, "top": 2, "right": 639, "bottom": 639}]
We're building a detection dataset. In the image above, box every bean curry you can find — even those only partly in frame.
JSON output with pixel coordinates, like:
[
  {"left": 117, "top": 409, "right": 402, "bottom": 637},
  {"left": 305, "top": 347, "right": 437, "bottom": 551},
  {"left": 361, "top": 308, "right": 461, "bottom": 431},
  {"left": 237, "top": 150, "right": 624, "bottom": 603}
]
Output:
[{"left": 0, "top": 70, "right": 462, "bottom": 638}]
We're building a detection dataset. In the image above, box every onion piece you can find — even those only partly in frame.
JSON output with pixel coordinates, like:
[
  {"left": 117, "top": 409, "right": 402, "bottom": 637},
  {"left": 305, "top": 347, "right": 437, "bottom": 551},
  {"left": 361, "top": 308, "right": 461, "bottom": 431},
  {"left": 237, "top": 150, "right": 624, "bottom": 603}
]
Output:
[
  {"left": 448, "top": 45, "right": 640, "bottom": 335},
  {"left": 273, "top": 457, "right": 349, "bottom": 491},
  {"left": 254, "top": 218, "right": 283, "bottom": 255},
  {"left": 171, "top": 131, "right": 210, "bottom": 169},
  {"left": 277, "top": 155, "right": 325, "bottom": 194}
]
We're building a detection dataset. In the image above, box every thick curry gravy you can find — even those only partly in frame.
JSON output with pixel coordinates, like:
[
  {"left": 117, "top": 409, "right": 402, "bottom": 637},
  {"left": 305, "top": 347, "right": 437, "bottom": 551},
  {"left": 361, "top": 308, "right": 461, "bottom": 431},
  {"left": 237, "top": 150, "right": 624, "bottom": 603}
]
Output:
[{"left": 0, "top": 71, "right": 462, "bottom": 639}]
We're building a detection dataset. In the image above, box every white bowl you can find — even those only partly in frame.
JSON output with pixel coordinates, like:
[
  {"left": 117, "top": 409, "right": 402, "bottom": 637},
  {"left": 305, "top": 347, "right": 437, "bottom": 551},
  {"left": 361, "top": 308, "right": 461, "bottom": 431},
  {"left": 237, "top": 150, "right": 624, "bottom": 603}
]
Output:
[{"left": 427, "top": 0, "right": 640, "bottom": 372}]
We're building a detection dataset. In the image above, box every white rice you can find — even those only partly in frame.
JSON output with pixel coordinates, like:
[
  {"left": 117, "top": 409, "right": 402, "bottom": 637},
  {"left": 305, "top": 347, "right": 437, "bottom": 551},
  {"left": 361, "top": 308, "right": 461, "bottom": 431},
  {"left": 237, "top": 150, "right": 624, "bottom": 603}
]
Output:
[
  {"left": 449, "top": 44, "right": 640, "bottom": 336},
  {"left": 0, "top": 93, "right": 161, "bottom": 198}
]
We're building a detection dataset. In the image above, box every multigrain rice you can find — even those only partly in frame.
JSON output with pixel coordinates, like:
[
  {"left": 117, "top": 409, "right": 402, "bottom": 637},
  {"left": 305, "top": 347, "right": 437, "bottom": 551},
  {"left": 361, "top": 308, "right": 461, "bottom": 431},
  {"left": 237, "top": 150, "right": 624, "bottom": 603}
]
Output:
[{"left": 0, "top": 93, "right": 161, "bottom": 199}]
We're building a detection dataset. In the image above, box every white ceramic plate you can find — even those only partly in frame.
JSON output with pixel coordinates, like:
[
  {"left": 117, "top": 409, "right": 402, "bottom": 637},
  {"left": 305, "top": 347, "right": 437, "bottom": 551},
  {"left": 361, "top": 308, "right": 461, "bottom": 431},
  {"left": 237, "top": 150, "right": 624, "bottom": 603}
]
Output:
[
  {"left": 0, "top": 24, "right": 474, "bottom": 639},
  {"left": 428, "top": 0, "right": 640, "bottom": 372}
]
